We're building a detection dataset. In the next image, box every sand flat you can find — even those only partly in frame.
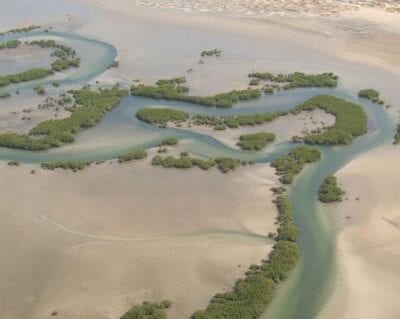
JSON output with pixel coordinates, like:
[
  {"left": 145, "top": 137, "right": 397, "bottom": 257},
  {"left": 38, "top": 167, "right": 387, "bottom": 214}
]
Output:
[
  {"left": 0, "top": 162, "right": 277, "bottom": 319},
  {"left": 319, "top": 146, "right": 400, "bottom": 319}
]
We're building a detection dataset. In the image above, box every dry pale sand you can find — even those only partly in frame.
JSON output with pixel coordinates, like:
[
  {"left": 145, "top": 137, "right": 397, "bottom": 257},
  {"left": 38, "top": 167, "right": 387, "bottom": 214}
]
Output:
[
  {"left": 173, "top": 109, "right": 335, "bottom": 150},
  {"left": 0, "top": 161, "right": 278, "bottom": 319},
  {"left": 319, "top": 145, "right": 400, "bottom": 319}
]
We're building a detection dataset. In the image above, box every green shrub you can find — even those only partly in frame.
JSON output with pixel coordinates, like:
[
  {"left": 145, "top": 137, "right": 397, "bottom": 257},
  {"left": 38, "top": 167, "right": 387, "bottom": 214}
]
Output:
[
  {"left": 136, "top": 108, "right": 188, "bottom": 124},
  {"left": 41, "top": 160, "right": 92, "bottom": 171},
  {"left": 358, "top": 89, "right": 380, "bottom": 100},
  {"left": 7, "top": 160, "right": 19, "bottom": 166},
  {"left": 120, "top": 300, "right": 171, "bottom": 319},
  {"left": 248, "top": 71, "right": 338, "bottom": 88},
  {"left": 318, "top": 176, "right": 345, "bottom": 202},
  {"left": 118, "top": 149, "right": 147, "bottom": 162},
  {"left": 161, "top": 137, "right": 178, "bottom": 145},
  {"left": 0, "top": 39, "right": 21, "bottom": 49},
  {"left": 237, "top": 132, "right": 276, "bottom": 150},
  {"left": 0, "top": 68, "right": 54, "bottom": 87},
  {"left": 271, "top": 146, "right": 321, "bottom": 184}
]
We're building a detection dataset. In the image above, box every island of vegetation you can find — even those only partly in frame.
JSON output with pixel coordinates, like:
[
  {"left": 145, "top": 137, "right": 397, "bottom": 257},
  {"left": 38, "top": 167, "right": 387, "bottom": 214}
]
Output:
[
  {"left": 136, "top": 108, "right": 189, "bottom": 125},
  {"left": 120, "top": 300, "right": 171, "bottom": 319},
  {"left": 0, "top": 86, "right": 127, "bottom": 150},
  {"left": 271, "top": 146, "right": 321, "bottom": 184},
  {"left": 131, "top": 77, "right": 261, "bottom": 108},
  {"left": 358, "top": 88, "right": 388, "bottom": 107},
  {"left": 237, "top": 132, "right": 276, "bottom": 150},
  {"left": 201, "top": 49, "right": 222, "bottom": 57},
  {"left": 291, "top": 95, "right": 368, "bottom": 145},
  {"left": 318, "top": 175, "right": 345, "bottom": 203},
  {"left": 248, "top": 71, "right": 338, "bottom": 91}
]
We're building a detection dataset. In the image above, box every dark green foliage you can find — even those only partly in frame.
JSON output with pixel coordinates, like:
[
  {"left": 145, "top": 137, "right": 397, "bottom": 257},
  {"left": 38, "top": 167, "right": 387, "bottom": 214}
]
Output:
[
  {"left": 161, "top": 137, "right": 178, "bottom": 145},
  {"left": 0, "top": 40, "right": 21, "bottom": 49},
  {"left": 118, "top": 149, "right": 147, "bottom": 162},
  {"left": 394, "top": 123, "right": 400, "bottom": 145},
  {"left": 131, "top": 77, "right": 261, "bottom": 108},
  {"left": 214, "top": 157, "right": 241, "bottom": 173},
  {"left": 318, "top": 176, "right": 345, "bottom": 203},
  {"left": 152, "top": 154, "right": 214, "bottom": 171},
  {"left": 271, "top": 186, "right": 286, "bottom": 194},
  {"left": 358, "top": 89, "right": 380, "bottom": 100},
  {"left": 120, "top": 300, "right": 171, "bottom": 319},
  {"left": 0, "top": 92, "right": 11, "bottom": 98},
  {"left": 0, "top": 68, "right": 54, "bottom": 87},
  {"left": 51, "top": 58, "right": 80, "bottom": 71},
  {"left": 7, "top": 160, "right": 19, "bottom": 166},
  {"left": 0, "top": 25, "right": 40, "bottom": 35},
  {"left": 0, "top": 87, "right": 127, "bottom": 150},
  {"left": 237, "top": 132, "right": 276, "bottom": 150},
  {"left": 41, "top": 160, "right": 92, "bottom": 171},
  {"left": 271, "top": 146, "right": 321, "bottom": 184},
  {"left": 249, "top": 78, "right": 261, "bottom": 86},
  {"left": 192, "top": 115, "right": 224, "bottom": 127},
  {"left": 136, "top": 108, "right": 188, "bottom": 124},
  {"left": 248, "top": 71, "right": 338, "bottom": 88},
  {"left": 191, "top": 196, "right": 299, "bottom": 319},
  {"left": 201, "top": 49, "right": 222, "bottom": 57},
  {"left": 274, "top": 196, "right": 298, "bottom": 242},
  {"left": 34, "top": 86, "right": 46, "bottom": 95},
  {"left": 292, "top": 95, "right": 367, "bottom": 145}
]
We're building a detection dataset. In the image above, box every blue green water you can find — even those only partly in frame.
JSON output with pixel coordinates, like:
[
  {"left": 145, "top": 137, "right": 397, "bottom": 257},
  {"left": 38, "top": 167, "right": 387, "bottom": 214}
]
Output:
[{"left": 0, "top": 31, "right": 396, "bottom": 318}]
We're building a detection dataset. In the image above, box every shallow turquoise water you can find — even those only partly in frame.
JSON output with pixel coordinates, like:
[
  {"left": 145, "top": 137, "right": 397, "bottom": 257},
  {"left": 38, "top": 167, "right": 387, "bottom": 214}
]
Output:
[{"left": 0, "top": 31, "right": 396, "bottom": 319}]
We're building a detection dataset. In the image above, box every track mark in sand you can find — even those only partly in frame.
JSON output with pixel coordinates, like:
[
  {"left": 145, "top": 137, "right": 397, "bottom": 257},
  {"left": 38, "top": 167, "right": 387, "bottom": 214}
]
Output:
[
  {"left": 28, "top": 205, "right": 271, "bottom": 244},
  {"left": 382, "top": 216, "right": 400, "bottom": 232}
]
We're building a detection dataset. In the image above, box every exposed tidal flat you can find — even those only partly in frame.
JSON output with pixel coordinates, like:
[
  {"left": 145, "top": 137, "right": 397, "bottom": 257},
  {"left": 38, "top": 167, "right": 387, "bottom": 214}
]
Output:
[{"left": 1, "top": 0, "right": 400, "bottom": 318}]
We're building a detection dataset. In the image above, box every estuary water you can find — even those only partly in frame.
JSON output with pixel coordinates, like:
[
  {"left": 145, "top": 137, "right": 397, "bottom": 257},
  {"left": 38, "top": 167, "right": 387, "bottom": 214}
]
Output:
[{"left": 0, "top": 30, "right": 396, "bottom": 319}]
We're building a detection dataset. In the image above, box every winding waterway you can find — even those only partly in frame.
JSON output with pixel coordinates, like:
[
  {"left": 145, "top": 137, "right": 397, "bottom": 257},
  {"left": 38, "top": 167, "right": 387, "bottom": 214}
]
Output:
[{"left": 0, "top": 30, "right": 396, "bottom": 318}]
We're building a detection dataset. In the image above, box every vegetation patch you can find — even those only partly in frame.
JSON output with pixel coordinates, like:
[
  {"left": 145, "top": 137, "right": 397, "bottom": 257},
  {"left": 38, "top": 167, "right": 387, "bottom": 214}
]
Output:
[
  {"left": 248, "top": 71, "right": 338, "bottom": 91},
  {"left": 136, "top": 108, "right": 188, "bottom": 125},
  {"left": 131, "top": 77, "right": 261, "bottom": 108},
  {"left": 271, "top": 146, "right": 321, "bottom": 184},
  {"left": 152, "top": 154, "right": 215, "bottom": 171},
  {"left": 394, "top": 123, "right": 400, "bottom": 145},
  {"left": 318, "top": 176, "right": 345, "bottom": 203},
  {"left": 118, "top": 149, "right": 147, "bottom": 163},
  {"left": 0, "top": 25, "right": 40, "bottom": 36},
  {"left": 0, "top": 39, "right": 21, "bottom": 50},
  {"left": 0, "top": 68, "right": 54, "bottom": 87},
  {"left": 358, "top": 88, "right": 388, "bottom": 107},
  {"left": 160, "top": 137, "right": 178, "bottom": 145},
  {"left": 291, "top": 95, "right": 367, "bottom": 145},
  {"left": 201, "top": 49, "right": 222, "bottom": 57},
  {"left": 237, "top": 132, "right": 276, "bottom": 150},
  {"left": 0, "top": 86, "right": 127, "bottom": 150},
  {"left": 41, "top": 160, "right": 93, "bottom": 171},
  {"left": 120, "top": 300, "right": 171, "bottom": 319}
]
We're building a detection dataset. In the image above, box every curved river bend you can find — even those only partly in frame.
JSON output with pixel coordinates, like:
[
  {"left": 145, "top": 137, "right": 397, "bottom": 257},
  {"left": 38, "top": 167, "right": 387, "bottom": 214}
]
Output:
[{"left": 0, "top": 31, "right": 395, "bottom": 319}]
